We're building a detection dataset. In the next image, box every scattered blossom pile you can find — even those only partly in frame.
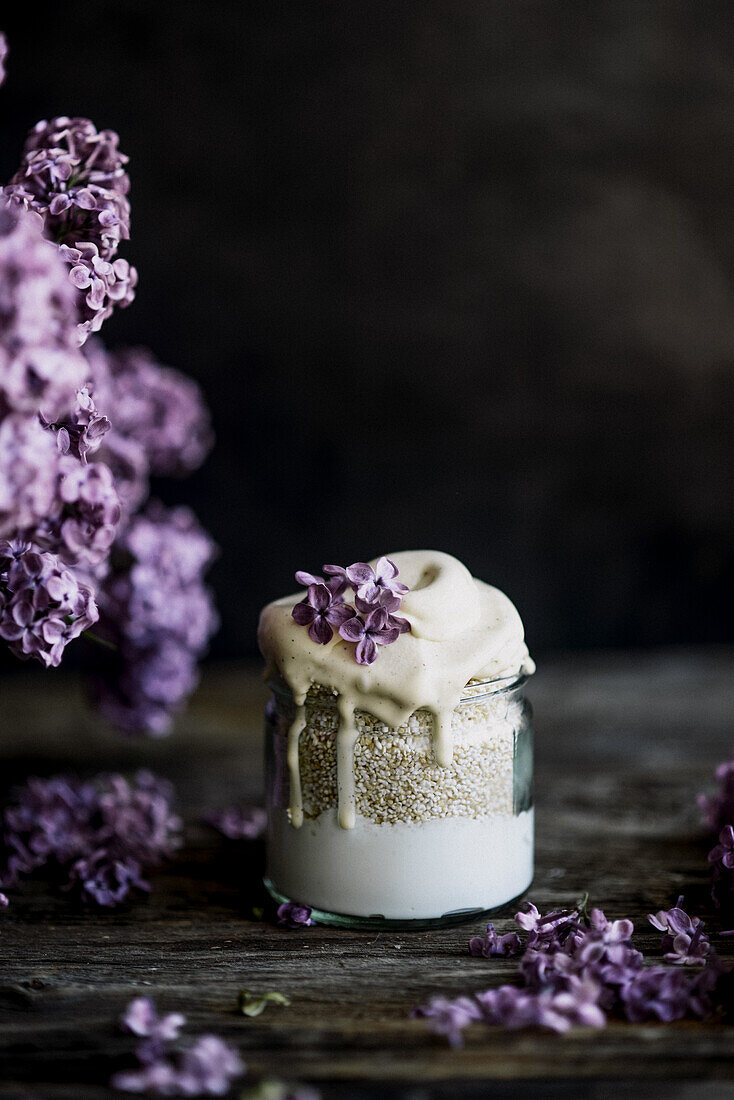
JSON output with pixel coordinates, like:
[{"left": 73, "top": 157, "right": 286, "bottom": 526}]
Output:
[
  {"left": 112, "top": 997, "right": 244, "bottom": 1096},
  {"left": 0, "top": 33, "right": 216, "bottom": 735},
  {"left": 0, "top": 771, "right": 181, "bottom": 907},
  {"left": 413, "top": 897, "right": 725, "bottom": 1045},
  {"left": 292, "top": 557, "right": 410, "bottom": 665}
]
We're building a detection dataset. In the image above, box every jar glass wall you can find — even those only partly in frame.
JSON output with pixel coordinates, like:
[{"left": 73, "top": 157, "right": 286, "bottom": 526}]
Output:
[{"left": 264, "top": 675, "right": 533, "bottom": 929}]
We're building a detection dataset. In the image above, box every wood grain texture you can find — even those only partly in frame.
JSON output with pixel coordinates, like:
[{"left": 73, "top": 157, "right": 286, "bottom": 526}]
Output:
[{"left": 1, "top": 649, "right": 734, "bottom": 1098}]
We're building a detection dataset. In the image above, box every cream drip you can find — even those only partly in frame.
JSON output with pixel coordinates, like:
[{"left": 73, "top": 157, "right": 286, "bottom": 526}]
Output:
[{"left": 257, "top": 549, "right": 534, "bottom": 831}]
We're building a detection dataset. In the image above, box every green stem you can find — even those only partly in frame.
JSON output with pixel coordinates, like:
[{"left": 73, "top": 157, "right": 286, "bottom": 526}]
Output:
[{"left": 83, "top": 630, "right": 117, "bottom": 652}]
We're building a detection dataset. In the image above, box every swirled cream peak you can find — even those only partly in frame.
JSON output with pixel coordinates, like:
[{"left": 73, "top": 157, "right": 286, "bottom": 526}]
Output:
[{"left": 258, "top": 550, "right": 534, "bottom": 829}]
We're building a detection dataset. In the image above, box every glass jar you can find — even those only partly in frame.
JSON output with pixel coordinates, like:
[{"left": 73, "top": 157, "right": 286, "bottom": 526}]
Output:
[{"left": 263, "top": 674, "right": 533, "bottom": 929}]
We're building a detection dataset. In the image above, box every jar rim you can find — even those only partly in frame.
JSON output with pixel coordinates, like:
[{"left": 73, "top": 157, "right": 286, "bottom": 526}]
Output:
[{"left": 266, "top": 670, "right": 529, "bottom": 704}]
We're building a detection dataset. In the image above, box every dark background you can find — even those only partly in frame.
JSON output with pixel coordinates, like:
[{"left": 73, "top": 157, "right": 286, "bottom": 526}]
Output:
[{"left": 3, "top": 1, "right": 734, "bottom": 662}]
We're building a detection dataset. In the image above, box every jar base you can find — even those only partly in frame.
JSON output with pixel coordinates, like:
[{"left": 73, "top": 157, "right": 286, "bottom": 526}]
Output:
[{"left": 264, "top": 876, "right": 533, "bottom": 931}]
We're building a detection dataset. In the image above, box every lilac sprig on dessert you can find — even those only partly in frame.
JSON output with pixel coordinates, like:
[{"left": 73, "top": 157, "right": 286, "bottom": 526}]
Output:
[{"left": 291, "top": 556, "right": 410, "bottom": 664}]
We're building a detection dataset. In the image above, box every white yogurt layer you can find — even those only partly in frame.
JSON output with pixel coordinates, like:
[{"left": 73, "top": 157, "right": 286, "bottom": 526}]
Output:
[{"left": 267, "top": 808, "right": 534, "bottom": 920}]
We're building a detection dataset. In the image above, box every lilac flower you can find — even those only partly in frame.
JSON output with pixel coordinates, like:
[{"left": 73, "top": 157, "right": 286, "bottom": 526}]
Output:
[
  {"left": 205, "top": 806, "right": 266, "bottom": 840},
  {"left": 587, "top": 907, "right": 635, "bottom": 945},
  {"left": 0, "top": 540, "right": 98, "bottom": 667},
  {"left": 709, "top": 826, "right": 734, "bottom": 871},
  {"left": 95, "top": 429, "right": 149, "bottom": 515},
  {"left": 291, "top": 582, "right": 354, "bottom": 645},
  {"left": 411, "top": 995, "right": 482, "bottom": 1048},
  {"left": 112, "top": 998, "right": 244, "bottom": 1097},
  {"left": 90, "top": 502, "right": 218, "bottom": 736},
  {"left": 295, "top": 569, "right": 348, "bottom": 599},
  {"left": 42, "top": 384, "right": 111, "bottom": 463},
  {"left": 121, "top": 997, "right": 185, "bottom": 1043},
  {"left": 96, "top": 771, "right": 182, "bottom": 866},
  {"left": 85, "top": 343, "right": 213, "bottom": 475},
  {"left": 0, "top": 32, "right": 7, "bottom": 87},
  {"left": 514, "top": 901, "right": 579, "bottom": 947},
  {"left": 699, "top": 759, "right": 734, "bottom": 834},
  {"left": 0, "top": 199, "right": 87, "bottom": 420},
  {"left": 34, "top": 457, "right": 121, "bottom": 568},
  {"left": 477, "top": 976, "right": 606, "bottom": 1033},
  {"left": 0, "top": 414, "right": 60, "bottom": 539},
  {"left": 331, "top": 557, "right": 409, "bottom": 604},
  {"left": 354, "top": 591, "right": 410, "bottom": 634},
  {"left": 0, "top": 770, "right": 180, "bottom": 906},
  {"left": 69, "top": 851, "right": 149, "bottom": 907},
  {"left": 619, "top": 965, "right": 716, "bottom": 1022},
  {"left": 0, "top": 411, "right": 120, "bottom": 576},
  {"left": 648, "top": 900, "right": 711, "bottom": 966},
  {"left": 178, "top": 1035, "right": 245, "bottom": 1095},
  {"left": 590, "top": 942, "right": 644, "bottom": 990},
  {"left": 111, "top": 1060, "right": 181, "bottom": 1095},
  {"left": 339, "top": 606, "right": 401, "bottom": 665},
  {"left": 277, "top": 902, "right": 315, "bottom": 928},
  {"left": 60, "top": 242, "right": 137, "bottom": 342},
  {"left": 468, "top": 922, "right": 522, "bottom": 958},
  {"left": 0, "top": 892, "right": 8, "bottom": 908},
  {"left": 700, "top": 758, "right": 734, "bottom": 906},
  {"left": 6, "top": 117, "right": 136, "bottom": 341},
  {"left": 709, "top": 825, "right": 734, "bottom": 907}
]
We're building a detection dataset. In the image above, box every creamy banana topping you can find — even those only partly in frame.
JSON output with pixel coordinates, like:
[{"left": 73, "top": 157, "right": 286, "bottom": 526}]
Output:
[{"left": 258, "top": 550, "right": 534, "bottom": 830}]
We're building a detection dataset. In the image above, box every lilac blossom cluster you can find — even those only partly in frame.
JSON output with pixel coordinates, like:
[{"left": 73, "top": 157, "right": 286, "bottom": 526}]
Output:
[
  {"left": 0, "top": 199, "right": 87, "bottom": 421},
  {"left": 5, "top": 115, "right": 136, "bottom": 343},
  {"left": 0, "top": 540, "right": 97, "bottom": 667},
  {"left": 413, "top": 898, "right": 724, "bottom": 1045},
  {"left": 0, "top": 198, "right": 114, "bottom": 668},
  {"left": 0, "top": 38, "right": 217, "bottom": 736},
  {"left": 83, "top": 340, "right": 213, "bottom": 515},
  {"left": 112, "top": 997, "right": 244, "bottom": 1096},
  {"left": 700, "top": 757, "right": 734, "bottom": 908},
  {"left": 90, "top": 502, "right": 218, "bottom": 736},
  {"left": 292, "top": 556, "right": 410, "bottom": 665},
  {"left": 0, "top": 771, "right": 181, "bottom": 907}
]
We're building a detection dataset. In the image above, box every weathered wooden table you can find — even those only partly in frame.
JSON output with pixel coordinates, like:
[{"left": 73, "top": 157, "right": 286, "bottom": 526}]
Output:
[{"left": 2, "top": 650, "right": 734, "bottom": 1099}]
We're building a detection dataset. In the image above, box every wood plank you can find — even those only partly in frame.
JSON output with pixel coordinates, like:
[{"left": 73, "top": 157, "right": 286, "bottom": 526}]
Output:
[{"left": 1, "top": 649, "right": 734, "bottom": 1096}]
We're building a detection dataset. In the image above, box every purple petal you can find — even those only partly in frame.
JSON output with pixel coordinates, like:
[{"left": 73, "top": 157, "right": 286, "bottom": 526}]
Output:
[
  {"left": 364, "top": 606, "right": 390, "bottom": 631},
  {"left": 307, "top": 583, "right": 331, "bottom": 612},
  {"left": 355, "top": 635, "right": 378, "bottom": 664},
  {"left": 339, "top": 616, "right": 365, "bottom": 643},
  {"left": 326, "top": 603, "right": 356, "bottom": 627},
  {"left": 374, "top": 556, "right": 398, "bottom": 582},
  {"left": 69, "top": 264, "right": 92, "bottom": 289},
  {"left": 73, "top": 188, "right": 97, "bottom": 210},
  {"left": 346, "top": 562, "right": 374, "bottom": 586},
  {"left": 390, "top": 614, "right": 411, "bottom": 634},
  {"left": 291, "top": 601, "right": 316, "bottom": 626},
  {"left": 308, "top": 617, "right": 333, "bottom": 645},
  {"left": 373, "top": 624, "right": 400, "bottom": 646},
  {"left": 355, "top": 593, "right": 381, "bottom": 615},
  {"left": 295, "top": 570, "right": 323, "bottom": 587},
  {"left": 49, "top": 193, "right": 72, "bottom": 215},
  {"left": 323, "top": 564, "right": 348, "bottom": 580}
]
